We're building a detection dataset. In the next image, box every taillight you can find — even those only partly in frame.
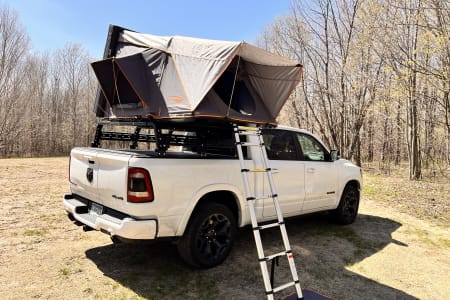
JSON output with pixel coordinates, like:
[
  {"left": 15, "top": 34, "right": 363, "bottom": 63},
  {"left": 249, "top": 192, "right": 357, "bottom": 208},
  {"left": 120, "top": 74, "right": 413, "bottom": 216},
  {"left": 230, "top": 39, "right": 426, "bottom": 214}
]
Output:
[{"left": 127, "top": 167, "right": 154, "bottom": 203}]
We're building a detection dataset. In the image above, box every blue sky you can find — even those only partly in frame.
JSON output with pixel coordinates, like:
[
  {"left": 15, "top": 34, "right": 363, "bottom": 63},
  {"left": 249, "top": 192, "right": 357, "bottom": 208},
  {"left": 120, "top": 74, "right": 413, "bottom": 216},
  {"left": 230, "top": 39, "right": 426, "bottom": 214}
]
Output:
[{"left": 3, "top": 0, "right": 292, "bottom": 59}]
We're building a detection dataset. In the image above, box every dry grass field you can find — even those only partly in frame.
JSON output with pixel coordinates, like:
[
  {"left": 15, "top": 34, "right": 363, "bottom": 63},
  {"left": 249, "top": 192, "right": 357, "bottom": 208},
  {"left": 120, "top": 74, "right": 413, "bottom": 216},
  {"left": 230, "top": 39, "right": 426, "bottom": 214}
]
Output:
[{"left": 0, "top": 157, "right": 449, "bottom": 299}]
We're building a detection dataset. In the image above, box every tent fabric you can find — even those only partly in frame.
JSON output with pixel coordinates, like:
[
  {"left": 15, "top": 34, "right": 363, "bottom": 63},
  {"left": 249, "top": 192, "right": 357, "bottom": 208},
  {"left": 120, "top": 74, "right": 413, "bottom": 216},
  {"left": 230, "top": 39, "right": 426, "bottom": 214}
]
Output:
[{"left": 92, "top": 25, "right": 303, "bottom": 125}]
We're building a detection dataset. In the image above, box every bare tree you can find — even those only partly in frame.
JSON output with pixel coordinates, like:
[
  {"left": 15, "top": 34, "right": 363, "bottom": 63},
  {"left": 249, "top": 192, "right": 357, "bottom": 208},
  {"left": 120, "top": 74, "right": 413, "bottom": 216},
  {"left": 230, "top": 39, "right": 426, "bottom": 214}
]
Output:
[
  {"left": 258, "top": 0, "right": 385, "bottom": 166},
  {"left": 0, "top": 5, "right": 97, "bottom": 157},
  {"left": 430, "top": 0, "right": 450, "bottom": 168},
  {"left": 55, "top": 43, "right": 95, "bottom": 151},
  {"left": 0, "top": 5, "right": 30, "bottom": 156},
  {"left": 258, "top": 0, "right": 449, "bottom": 177}
]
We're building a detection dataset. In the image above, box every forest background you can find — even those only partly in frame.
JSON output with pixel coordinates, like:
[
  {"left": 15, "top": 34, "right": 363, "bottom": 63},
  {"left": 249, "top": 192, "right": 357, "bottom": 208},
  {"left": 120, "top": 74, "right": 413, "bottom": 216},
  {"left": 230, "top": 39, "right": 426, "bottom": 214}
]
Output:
[{"left": 0, "top": 0, "right": 449, "bottom": 180}]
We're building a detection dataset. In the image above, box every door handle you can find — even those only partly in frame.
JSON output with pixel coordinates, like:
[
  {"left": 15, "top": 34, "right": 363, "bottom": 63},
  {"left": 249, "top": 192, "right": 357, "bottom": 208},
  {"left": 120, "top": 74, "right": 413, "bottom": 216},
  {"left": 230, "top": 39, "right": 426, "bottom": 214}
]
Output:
[
  {"left": 84, "top": 155, "right": 95, "bottom": 164},
  {"left": 307, "top": 167, "right": 315, "bottom": 173}
]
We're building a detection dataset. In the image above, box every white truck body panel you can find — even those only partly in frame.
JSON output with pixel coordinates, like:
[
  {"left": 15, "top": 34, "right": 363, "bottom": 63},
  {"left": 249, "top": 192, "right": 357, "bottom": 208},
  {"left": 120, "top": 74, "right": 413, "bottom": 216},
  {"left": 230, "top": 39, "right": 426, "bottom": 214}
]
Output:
[{"left": 64, "top": 126, "right": 361, "bottom": 241}]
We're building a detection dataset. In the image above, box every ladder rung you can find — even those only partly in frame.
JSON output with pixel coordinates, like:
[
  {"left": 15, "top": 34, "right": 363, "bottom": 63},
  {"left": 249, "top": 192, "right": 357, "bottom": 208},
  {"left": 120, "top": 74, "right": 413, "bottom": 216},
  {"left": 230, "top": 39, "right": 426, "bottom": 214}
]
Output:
[
  {"left": 263, "top": 251, "right": 286, "bottom": 262},
  {"left": 241, "top": 167, "right": 270, "bottom": 173},
  {"left": 255, "top": 222, "right": 283, "bottom": 231},
  {"left": 247, "top": 195, "right": 277, "bottom": 201},
  {"left": 273, "top": 281, "right": 296, "bottom": 293},
  {"left": 237, "top": 125, "right": 258, "bottom": 131},
  {"left": 237, "top": 131, "right": 259, "bottom": 136},
  {"left": 238, "top": 142, "right": 263, "bottom": 147}
]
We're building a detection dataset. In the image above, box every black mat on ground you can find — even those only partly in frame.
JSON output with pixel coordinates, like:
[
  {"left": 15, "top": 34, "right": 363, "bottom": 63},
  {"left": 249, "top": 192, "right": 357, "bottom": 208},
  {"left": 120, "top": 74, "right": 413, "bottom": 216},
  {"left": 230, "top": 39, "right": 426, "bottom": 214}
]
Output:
[{"left": 280, "top": 289, "right": 336, "bottom": 300}]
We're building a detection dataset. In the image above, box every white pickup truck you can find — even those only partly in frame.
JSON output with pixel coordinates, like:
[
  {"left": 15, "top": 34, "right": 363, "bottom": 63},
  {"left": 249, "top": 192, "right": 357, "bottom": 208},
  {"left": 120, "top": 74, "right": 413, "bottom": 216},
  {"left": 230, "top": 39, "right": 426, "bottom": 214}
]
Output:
[{"left": 63, "top": 119, "right": 361, "bottom": 268}]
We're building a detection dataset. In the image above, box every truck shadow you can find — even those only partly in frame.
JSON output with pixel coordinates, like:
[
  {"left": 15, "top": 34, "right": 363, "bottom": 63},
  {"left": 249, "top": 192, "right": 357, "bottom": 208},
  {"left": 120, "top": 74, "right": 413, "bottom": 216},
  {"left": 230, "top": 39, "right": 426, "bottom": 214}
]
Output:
[{"left": 85, "top": 213, "right": 418, "bottom": 299}]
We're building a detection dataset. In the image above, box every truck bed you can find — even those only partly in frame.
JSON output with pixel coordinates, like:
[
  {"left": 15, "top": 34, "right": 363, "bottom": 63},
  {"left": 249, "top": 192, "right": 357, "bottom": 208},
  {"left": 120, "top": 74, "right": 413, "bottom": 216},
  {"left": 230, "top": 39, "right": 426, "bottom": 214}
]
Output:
[{"left": 115, "top": 149, "right": 237, "bottom": 159}]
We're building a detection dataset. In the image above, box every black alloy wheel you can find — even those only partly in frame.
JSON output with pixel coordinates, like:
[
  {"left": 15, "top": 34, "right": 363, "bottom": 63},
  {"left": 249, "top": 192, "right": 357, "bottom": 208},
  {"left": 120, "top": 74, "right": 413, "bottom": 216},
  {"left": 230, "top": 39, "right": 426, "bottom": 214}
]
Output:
[
  {"left": 177, "top": 203, "right": 236, "bottom": 268},
  {"left": 194, "top": 212, "right": 232, "bottom": 265},
  {"left": 334, "top": 185, "right": 360, "bottom": 225}
]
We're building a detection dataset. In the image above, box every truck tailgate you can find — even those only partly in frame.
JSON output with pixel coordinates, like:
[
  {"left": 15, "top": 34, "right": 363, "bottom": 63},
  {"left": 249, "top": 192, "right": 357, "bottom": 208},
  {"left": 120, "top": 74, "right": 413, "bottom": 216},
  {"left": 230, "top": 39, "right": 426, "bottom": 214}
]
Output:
[
  {"left": 70, "top": 147, "right": 131, "bottom": 210},
  {"left": 70, "top": 148, "right": 99, "bottom": 203},
  {"left": 96, "top": 150, "right": 130, "bottom": 209}
]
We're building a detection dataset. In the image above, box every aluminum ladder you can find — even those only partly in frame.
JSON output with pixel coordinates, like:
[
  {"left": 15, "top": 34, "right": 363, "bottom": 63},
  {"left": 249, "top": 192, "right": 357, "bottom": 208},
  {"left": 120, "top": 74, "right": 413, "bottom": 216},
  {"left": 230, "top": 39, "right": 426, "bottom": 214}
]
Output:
[{"left": 233, "top": 124, "right": 303, "bottom": 300}]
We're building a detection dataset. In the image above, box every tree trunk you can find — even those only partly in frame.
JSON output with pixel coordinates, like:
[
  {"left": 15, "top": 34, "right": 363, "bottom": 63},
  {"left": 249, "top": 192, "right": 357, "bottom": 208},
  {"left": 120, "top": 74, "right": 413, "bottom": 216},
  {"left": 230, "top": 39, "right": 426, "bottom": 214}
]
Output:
[
  {"left": 445, "top": 90, "right": 450, "bottom": 168},
  {"left": 395, "top": 100, "right": 402, "bottom": 165},
  {"left": 367, "top": 115, "right": 374, "bottom": 162}
]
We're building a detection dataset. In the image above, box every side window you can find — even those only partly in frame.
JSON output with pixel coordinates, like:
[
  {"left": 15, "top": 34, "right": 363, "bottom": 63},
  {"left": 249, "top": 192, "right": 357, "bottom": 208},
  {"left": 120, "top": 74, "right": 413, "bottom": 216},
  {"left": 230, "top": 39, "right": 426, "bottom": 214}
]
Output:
[
  {"left": 262, "top": 130, "right": 298, "bottom": 160},
  {"left": 297, "top": 134, "right": 327, "bottom": 161}
]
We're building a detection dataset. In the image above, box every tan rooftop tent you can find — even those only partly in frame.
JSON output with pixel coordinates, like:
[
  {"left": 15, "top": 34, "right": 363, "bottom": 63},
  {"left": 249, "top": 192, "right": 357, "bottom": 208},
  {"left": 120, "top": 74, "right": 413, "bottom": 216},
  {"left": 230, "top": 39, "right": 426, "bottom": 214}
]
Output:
[{"left": 92, "top": 25, "right": 303, "bottom": 125}]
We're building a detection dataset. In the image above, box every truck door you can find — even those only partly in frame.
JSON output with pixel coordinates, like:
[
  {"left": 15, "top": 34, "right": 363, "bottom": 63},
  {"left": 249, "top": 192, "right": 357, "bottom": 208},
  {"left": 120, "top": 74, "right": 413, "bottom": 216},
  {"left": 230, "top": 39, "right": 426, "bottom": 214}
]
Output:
[
  {"left": 260, "top": 129, "right": 305, "bottom": 218},
  {"left": 295, "top": 133, "right": 338, "bottom": 211}
]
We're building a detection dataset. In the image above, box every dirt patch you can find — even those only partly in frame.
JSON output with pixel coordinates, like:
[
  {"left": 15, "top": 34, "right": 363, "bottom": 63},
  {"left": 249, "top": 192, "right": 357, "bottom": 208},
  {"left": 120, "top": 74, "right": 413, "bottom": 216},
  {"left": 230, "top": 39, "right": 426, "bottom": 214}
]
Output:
[{"left": 0, "top": 157, "right": 449, "bottom": 299}]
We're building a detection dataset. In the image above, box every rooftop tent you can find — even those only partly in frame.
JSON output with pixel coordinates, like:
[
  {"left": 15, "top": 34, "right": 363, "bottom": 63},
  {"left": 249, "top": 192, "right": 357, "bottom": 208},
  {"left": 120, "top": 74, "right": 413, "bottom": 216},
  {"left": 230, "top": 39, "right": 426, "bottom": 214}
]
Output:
[{"left": 92, "top": 25, "right": 303, "bottom": 125}]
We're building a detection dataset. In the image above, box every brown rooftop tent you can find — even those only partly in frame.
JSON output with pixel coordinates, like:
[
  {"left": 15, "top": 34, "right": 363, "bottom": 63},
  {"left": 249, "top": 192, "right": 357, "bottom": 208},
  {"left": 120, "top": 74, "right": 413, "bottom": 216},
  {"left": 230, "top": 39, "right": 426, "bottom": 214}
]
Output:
[{"left": 92, "top": 25, "right": 303, "bottom": 125}]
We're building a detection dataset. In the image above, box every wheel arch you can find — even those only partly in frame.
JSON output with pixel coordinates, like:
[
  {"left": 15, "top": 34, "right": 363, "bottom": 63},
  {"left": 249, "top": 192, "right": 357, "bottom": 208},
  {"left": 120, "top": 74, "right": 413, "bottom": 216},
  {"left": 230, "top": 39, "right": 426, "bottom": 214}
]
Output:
[
  {"left": 334, "top": 178, "right": 361, "bottom": 208},
  {"left": 333, "top": 179, "right": 361, "bottom": 225},
  {"left": 176, "top": 187, "right": 242, "bottom": 236},
  {"left": 346, "top": 179, "right": 361, "bottom": 191}
]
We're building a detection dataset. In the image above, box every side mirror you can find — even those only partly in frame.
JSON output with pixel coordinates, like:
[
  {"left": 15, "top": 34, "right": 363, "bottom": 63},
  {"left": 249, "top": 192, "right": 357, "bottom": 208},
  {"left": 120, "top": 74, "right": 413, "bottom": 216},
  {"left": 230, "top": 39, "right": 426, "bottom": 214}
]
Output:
[{"left": 330, "top": 150, "right": 340, "bottom": 161}]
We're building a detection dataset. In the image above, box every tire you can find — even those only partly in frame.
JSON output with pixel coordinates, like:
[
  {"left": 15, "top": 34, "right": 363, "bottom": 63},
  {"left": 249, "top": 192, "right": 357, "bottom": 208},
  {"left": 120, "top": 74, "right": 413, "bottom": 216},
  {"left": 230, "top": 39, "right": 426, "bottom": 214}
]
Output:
[
  {"left": 177, "top": 203, "right": 237, "bottom": 268},
  {"left": 333, "top": 184, "right": 360, "bottom": 225}
]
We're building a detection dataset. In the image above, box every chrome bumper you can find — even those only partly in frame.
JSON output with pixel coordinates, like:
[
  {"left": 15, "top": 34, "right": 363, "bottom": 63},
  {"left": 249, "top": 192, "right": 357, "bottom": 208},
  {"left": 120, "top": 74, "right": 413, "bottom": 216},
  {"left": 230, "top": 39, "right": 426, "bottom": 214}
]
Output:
[{"left": 63, "top": 194, "right": 157, "bottom": 240}]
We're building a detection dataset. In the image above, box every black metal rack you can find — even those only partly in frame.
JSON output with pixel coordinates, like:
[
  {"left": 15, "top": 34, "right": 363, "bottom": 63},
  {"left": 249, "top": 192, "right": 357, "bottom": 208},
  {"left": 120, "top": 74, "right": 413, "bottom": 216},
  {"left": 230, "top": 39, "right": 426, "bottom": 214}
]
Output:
[{"left": 91, "top": 118, "right": 240, "bottom": 156}]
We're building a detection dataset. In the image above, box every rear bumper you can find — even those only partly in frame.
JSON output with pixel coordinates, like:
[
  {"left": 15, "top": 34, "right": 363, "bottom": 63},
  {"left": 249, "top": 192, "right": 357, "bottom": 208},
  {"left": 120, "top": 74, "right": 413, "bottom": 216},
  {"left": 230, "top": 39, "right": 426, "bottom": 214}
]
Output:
[{"left": 63, "top": 194, "right": 157, "bottom": 240}]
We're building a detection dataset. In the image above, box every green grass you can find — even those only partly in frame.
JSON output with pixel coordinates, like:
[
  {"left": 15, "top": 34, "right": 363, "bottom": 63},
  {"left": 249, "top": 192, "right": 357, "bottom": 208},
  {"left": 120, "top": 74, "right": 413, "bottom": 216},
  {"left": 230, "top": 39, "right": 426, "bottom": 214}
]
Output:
[
  {"left": 362, "top": 184, "right": 377, "bottom": 197},
  {"left": 110, "top": 255, "right": 220, "bottom": 300},
  {"left": 23, "top": 229, "right": 48, "bottom": 236},
  {"left": 403, "top": 226, "right": 450, "bottom": 248},
  {"left": 58, "top": 266, "right": 83, "bottom": 278},
  {"left": 333, "top": 228, "right": 383, "bottom": 262},
  {"left": 59, "top": 268, "right": 70, "bottom": 277},
  {"left": 362, "top": 172, "right": 450, "bottom": 227},
  {"left": 306, "top": 223, "right": 386, "bottom": 266}
]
